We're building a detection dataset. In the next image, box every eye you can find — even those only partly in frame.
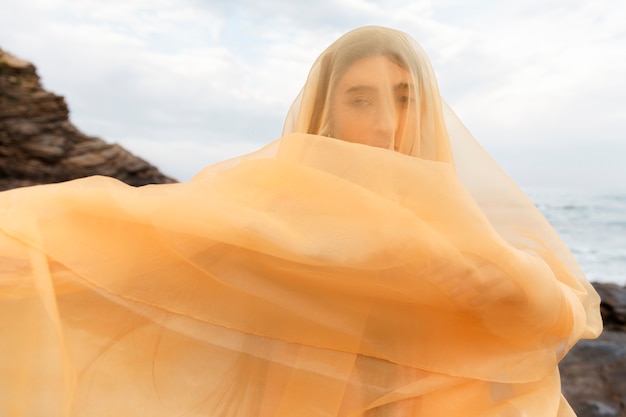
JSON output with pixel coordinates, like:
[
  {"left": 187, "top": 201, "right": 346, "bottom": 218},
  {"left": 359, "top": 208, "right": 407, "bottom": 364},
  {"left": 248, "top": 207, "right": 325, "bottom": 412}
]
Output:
[
  {"left": 397, "top": 94, "right": 414, "bottom": 105},
  {"left": 351, "top": 97, "right": 372, "bottom": 107}
]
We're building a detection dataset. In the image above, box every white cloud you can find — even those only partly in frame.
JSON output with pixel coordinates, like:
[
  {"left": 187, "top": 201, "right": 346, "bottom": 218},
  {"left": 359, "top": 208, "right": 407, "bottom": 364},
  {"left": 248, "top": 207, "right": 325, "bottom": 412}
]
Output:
[{"left": 428, "top": 0, "right": 626, "bottom": 151}]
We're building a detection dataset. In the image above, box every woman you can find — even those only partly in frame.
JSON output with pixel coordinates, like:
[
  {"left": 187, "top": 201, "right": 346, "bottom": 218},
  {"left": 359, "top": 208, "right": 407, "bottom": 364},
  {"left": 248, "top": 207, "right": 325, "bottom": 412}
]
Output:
[{"left": 0, "top": 26, "right": 601, "bottom": 416}]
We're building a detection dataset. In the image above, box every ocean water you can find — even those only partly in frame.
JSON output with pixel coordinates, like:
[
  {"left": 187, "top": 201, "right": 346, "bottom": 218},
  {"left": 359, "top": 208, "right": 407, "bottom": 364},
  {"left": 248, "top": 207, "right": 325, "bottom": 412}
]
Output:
[{"left": 524, "top": 187, "right": 626, "bottom": 286}]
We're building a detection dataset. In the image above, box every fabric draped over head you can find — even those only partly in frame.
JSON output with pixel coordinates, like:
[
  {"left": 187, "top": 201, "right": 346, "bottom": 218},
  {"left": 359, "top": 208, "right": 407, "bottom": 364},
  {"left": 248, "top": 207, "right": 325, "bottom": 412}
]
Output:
[
  {"left": 0, "top": 26, "right": 601, "bottom": 417},
  {"left": 283, "top": 26, "right": 453, "bottom": 163}
]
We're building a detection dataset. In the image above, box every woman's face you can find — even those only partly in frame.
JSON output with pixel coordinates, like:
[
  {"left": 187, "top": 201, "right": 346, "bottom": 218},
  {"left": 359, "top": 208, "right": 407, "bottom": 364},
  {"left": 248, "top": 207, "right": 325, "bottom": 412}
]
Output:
[{"left": 329, "top": 55, "right": 417, "bottom": 151}]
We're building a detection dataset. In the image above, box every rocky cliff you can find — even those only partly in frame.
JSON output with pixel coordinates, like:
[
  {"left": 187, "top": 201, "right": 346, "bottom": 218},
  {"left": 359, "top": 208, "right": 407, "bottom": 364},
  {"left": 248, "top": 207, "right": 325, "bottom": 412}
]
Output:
[{"left": 0, "top": 48, "right": 174, "bottom": 191}]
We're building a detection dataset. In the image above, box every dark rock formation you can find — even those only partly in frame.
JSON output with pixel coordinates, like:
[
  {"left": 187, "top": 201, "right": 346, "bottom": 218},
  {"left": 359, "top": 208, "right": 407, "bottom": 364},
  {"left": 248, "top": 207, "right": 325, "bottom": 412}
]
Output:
[
  {"left": 0, "top": 48, "right": 175, "bottom": 191},
  {"left": 561, "top": 282, "right": 626, "bottom": 417}
]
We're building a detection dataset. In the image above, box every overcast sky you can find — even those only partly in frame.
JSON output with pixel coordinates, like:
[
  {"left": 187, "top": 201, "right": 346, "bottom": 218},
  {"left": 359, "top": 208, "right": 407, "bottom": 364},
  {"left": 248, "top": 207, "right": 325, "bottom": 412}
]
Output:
[{"left": 1, "top": 0, "right": 625, "bottom": 190}]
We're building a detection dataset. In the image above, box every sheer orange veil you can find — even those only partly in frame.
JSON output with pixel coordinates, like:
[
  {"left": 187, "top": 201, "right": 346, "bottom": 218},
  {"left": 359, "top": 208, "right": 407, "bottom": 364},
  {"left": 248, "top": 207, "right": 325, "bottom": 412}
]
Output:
[
  {"left": 282, "top": 26, "right": 452, "bottom": 162},
  {"left": 0, "top": 26, "right": 601, "bottom": 417}
]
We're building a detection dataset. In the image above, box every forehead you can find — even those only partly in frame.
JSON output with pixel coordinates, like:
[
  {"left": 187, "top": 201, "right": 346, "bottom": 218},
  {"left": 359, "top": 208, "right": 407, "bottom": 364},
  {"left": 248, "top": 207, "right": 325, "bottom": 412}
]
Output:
[{"left": 336, "top": 55, "right": 411, "bottom": 89}]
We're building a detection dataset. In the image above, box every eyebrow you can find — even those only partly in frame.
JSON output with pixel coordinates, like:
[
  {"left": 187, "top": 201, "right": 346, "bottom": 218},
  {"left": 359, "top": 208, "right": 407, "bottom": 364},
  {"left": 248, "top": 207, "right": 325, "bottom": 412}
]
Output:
[
  {"left": 344, "top": 85, "right": 376, "bottom": 94},
  {"left": 394, "top": 82, "right": 412, "bottom": 91},
  {"left": 344, "top": 82, "right": 414, "bottom": 94}
]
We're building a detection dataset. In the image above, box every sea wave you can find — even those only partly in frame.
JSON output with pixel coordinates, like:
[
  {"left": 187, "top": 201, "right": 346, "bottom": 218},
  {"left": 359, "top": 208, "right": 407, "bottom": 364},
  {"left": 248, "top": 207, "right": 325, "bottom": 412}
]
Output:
[{"left": 525, "top": 187, "right": 625, "bottom": 286}]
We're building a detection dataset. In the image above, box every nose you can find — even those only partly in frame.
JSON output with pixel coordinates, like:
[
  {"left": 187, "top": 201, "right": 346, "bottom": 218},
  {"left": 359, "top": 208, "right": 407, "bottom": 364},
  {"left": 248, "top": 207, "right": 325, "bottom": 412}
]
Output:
[{"left": 372, "top": 104, "right": 396, "bottom": 149}]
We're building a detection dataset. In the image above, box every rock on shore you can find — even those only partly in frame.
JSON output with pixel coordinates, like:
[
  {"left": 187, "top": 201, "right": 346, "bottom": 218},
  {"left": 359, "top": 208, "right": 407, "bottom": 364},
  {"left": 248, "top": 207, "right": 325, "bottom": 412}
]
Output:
[
  {"left": 0, "top": 48, "right": 175, "bottom": 191},
  {"left": 560, "top": 282, "right": 626, "bottom": 417}
]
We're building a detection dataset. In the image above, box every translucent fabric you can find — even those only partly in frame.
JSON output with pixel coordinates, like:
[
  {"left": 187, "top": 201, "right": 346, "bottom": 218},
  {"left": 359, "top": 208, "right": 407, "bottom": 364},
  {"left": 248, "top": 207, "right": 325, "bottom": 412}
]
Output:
[{"left": 0, "top": 26, "right": 601, "bottom": 417}]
